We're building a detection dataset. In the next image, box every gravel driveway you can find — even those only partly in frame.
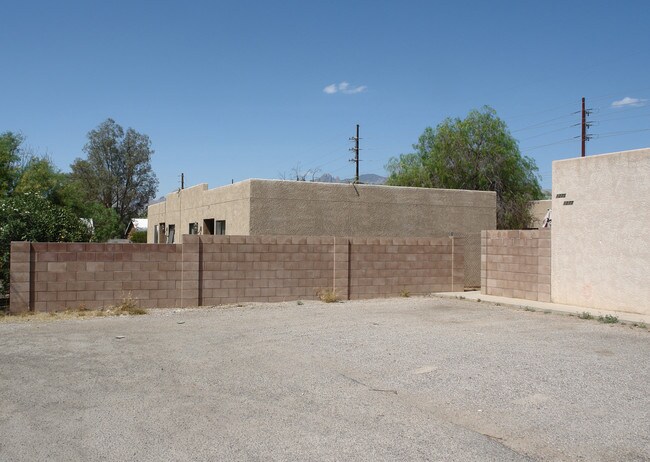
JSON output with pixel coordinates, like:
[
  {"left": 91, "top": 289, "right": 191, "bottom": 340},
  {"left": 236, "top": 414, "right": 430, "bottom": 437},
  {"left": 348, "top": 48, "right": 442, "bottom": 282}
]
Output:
[{"left": 1, "top": 297, "right": 648, "bottom": 461}]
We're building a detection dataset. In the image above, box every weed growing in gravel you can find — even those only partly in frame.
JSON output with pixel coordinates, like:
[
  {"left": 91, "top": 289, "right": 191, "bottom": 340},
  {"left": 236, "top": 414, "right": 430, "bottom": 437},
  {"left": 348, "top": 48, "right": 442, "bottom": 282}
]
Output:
[
  {"left": 317, "top": 288, "right": 339, "bottom": 303},
  {"left": 524, "top": 307, "right": 536, "bottom": 312},
  {"left": 297, "top": 300, "right": 304, "bottom": 306},
  {"left": 113, "top": 293, "right": 147, "bottom": 315},
  {"left": 578, "top": 312, "right": 594, "bottom": 320},
  {"left": 399, "top": 289, "right": 410, "bottom": 298},
  {"left": 598, "top": 314, "right": 619, "bottom": 324}
]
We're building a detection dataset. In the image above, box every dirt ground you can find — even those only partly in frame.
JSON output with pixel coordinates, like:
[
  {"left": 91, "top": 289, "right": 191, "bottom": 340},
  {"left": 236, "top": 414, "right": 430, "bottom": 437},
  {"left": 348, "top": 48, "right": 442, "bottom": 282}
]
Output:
[{"left": 1, "top": 296, "right": 648, "bottom": 461}]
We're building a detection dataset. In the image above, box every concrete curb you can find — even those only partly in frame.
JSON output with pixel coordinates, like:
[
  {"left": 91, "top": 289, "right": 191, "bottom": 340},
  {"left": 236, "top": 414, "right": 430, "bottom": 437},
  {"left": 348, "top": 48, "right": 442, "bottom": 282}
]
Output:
[{"left": 432, "top": 291, "right": 650, "bottom": 326}]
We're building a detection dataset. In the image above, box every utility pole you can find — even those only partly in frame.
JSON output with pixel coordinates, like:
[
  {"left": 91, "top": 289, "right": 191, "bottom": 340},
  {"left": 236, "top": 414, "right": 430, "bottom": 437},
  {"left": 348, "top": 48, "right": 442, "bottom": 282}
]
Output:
[
  {"left": 349, "top": 124, "right": 360, "bottom": 183},
  {"left": 581, "top": 97, "right": 592, "bottom": 157},
  {"left": 181, "top": 173, "right": 184, "bottom": 189}
]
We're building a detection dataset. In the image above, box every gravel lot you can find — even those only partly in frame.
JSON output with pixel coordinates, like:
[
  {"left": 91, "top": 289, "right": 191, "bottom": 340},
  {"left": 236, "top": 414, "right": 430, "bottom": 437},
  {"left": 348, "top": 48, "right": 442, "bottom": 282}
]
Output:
[{"left": 1, "top": 297, "right": 649, "bottom": 461}]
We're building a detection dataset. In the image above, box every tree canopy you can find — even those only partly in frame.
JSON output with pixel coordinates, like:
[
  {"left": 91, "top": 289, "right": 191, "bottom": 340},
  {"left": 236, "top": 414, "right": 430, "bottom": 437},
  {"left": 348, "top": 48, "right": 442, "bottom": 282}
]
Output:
[
  {"left": 71, "top": 119, "right": 158, "bottom": 229},
  {"left": 0, "top": 131, "right": 23, "bottom": 198},
  {"left": 0, "top": 193, "right": 91, "bottom": 295},
  {"left": 386, "top": 106, "right": 543, "bottom": 229}
]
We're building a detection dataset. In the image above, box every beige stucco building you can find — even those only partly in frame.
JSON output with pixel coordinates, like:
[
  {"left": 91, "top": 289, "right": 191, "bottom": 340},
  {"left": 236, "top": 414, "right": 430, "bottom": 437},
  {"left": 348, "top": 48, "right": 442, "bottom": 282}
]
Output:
[
  {"left": 148, "top": 179, "right": 497, "bottom": 286},
  {"left": 551, "top": 147, "right": 650, "bottom": 315},
  {"left": 529, "top": 199, "right": 552, "bottom": 228}
]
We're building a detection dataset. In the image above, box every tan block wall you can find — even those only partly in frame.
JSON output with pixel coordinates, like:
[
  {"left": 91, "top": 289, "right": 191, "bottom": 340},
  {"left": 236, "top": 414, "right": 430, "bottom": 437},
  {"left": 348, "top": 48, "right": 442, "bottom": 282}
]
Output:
[
  {"left": 552, "top": 148, "right": 650, "bottom": 315},
  {"left": 198, "top": 235, "right": 336, "bottom": 305},
  {"left": 348, "top": 236, "right": 464, "bottom": 298},
  {"left": 10, "top": 242, "right": 183, "bottom": 312},
  {"left": 10, "top": 234, "right": 464, "bottom": 312},
  {"left": 481, "top": 230, "right": 551, "bottom": 302}
]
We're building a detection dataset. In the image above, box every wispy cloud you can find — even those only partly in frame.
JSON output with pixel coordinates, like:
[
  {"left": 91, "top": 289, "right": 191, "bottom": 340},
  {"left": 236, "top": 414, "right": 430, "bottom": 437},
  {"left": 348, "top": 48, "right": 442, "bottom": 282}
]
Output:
[
  {"left": 323, "top": 81, "right": 367, "bottom": 95},
  {"left": 611, "top": 96, "right": 647, "bottom": 108}
]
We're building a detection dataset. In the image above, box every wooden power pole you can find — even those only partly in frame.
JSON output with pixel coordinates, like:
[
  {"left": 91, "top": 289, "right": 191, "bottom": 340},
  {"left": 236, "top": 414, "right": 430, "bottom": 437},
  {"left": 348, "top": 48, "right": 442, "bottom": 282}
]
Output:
[{"left": 349, "top": 124, "right": 360, "bottom": 183}]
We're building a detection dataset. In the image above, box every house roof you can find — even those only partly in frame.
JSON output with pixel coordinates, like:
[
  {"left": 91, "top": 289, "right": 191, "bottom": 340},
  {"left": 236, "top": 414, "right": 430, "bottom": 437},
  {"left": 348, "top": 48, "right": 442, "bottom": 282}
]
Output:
[{"left": 125, "top": 218, "right": 148, "bottom": 235}]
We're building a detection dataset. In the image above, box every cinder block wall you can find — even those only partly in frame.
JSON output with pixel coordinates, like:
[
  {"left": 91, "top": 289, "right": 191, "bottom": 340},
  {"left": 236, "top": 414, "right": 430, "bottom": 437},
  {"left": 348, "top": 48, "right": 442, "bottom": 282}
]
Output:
[
  {"left": 197, "top": 235, "right": 337, "bottom": 305},
  {"left": 480, "top": 230, "right": 551, "bottom": 302},
  {"left": 10, "top": 235, "right": 464, "bottom": 313},
  {"left": 348, "top": 237, "right": 464, "bottom": 298},
  {"left": 9, "top": 242, "right": 182, "bottom": 312}
]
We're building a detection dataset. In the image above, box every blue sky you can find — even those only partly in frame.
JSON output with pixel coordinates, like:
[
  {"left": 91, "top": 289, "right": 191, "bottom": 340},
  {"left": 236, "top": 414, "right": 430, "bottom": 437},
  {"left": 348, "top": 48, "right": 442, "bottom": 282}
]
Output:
[{"left": 2, "top": 0, "right": 649, "bottom": 196}]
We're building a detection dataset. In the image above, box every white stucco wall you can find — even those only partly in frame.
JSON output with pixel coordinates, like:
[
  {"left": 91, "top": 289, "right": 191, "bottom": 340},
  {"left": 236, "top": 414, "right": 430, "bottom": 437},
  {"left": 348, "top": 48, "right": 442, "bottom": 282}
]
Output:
[{"left": 551, "top": 148, "right": 650, "bottom": 315}]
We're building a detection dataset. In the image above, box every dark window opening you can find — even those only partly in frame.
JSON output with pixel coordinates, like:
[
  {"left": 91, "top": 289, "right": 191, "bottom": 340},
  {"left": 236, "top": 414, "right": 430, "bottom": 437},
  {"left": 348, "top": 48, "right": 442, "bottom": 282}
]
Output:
[
  {"left": 203, "top": 219, "right": 215, "bottom": 235},
  {"left": 159, "top": 223, "right": 166, "bottom": 243},
  {"left": 189, "top": 222, "right": 199, "bottom": 235},
  {"left": 167, "top": 224, "right": 176, "bottom": 243},
  {"left": 216, "top": 220, "right": 226, "bottom": 235}
]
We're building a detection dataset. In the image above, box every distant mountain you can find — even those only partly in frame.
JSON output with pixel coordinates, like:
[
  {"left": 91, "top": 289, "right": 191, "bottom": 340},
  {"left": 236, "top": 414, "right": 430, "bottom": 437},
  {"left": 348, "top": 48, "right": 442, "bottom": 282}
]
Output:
[{"left": 317, "top": 173, "right": 387, "bottom": 185}]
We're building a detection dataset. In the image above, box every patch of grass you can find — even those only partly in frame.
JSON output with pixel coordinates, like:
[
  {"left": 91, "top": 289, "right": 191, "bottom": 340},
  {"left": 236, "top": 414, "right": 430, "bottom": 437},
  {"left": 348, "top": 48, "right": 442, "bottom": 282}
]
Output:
[
  {"left": 399, "top": 289, "right": 410, "bottom": 298},
  {"left": 578, "top": 311, "right": 594, "bottom": 320},
  {"left": 296, "top": 300, "right": 304, "bottom": 306},
  {"left": 317, "top": 288, "right": 339, "bottom": 303},
  {"left": 524, "top": 307, "right": 536, "bottom": 312},
  {"left": 597, "top": 314, "right": 619, "bottom": 324},
  {"left": 632, "top": 322, "right": 647, "bottom": 329}
]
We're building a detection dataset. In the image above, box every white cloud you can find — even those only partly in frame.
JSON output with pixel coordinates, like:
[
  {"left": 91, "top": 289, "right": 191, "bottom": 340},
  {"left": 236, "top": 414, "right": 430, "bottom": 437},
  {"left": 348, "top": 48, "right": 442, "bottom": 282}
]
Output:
[
  {"left": 611, "top": 96, "right": 647, "bottom": 108},
  {"left": 323, "top": 81, "right": 367, "bottom": 95}
]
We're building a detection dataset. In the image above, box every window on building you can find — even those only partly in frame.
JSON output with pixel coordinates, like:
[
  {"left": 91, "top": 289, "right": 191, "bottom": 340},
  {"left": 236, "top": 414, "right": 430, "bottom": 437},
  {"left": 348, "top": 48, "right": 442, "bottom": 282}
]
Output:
[
  {"left": 167, "top": 224, "right": 175, "bottom": 243},
  {"left": 189, "top": 222, "right": 199, "bottom": 235},
  {"left": 154, "top": 225, "right": 159, "bottom": 243},
  {"left": 203, "top": 219, "right": 215, "bottom": 235},
  {"left": 216, "top": 220, "right": 226, "bottom": 235},
  {"left": 159, "top": 223, "right": 166, "bottom": 243}
]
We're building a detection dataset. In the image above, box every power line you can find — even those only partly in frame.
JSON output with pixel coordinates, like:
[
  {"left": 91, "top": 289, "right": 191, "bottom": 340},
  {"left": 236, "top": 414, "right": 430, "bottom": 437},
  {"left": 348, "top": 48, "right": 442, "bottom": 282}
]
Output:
[
  {"left": 591, "top": 110, "right": 650, "bottom": 124},
  {"left": 510, "top": 112, "right": 576, "bottom": 133},
  {"left": 592, "top": 127, "right": 650, "bottom": 139},
  {"left": 520, "top": 137, "right": 578, "bottom": 152},
  {"left": 518, "top": 124, "right": 575, "bottom": 142}
]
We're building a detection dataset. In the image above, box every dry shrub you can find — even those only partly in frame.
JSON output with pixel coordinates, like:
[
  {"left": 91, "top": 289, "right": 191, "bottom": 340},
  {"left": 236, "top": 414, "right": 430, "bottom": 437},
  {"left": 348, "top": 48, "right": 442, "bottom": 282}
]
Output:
[{"left": 317, "top": 288, "right": 339, "bottom": 303}]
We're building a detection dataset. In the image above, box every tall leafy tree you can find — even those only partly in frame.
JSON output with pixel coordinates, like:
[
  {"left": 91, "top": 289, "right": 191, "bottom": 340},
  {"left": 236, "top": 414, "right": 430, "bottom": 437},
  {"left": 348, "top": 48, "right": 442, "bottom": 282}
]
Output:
[
  {"left": 71, "top": 119, "right": 158, "bottom": 231},
  {"left": 14, "top": 156, "right": 68, "bottom": 204},
  {"left": 386, "top": 106, "right": 543, "bottom": 229},
  {"left": 0, "top": 131, "right": 23, "bottom": 197},
  {"left": 0, "top": 193, "right": 91, "bottom": 295}
]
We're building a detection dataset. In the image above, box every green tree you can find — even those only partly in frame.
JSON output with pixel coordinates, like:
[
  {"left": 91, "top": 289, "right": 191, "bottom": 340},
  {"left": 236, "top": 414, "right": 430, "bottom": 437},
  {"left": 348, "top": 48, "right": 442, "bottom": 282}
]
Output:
[
  {"left": 129, "top": 230, "right": 148, "bottom": 243},
  {"left": 386, "top": 106, "right": 543, "bottom": 229},
  {"left": 59, "top": 180, "right": 124, "bottom": 242},
  {"left": 0, "top": 131, "right": 23, "bottom": 197},
  {"left": 14, "top": 156, "right": 68, "bottom": 204},
  {"left": 71, "top": 119, "right": 158, "bottom": 230},
  {"left": 0, "top": 193, "right": 91, "bottom": 295}
]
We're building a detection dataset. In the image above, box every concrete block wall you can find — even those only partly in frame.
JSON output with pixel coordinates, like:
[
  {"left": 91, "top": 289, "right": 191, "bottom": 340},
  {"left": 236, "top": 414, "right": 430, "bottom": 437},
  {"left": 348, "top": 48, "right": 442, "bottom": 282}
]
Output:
[
  {"left": 9, "top": 242, "right": 183, "bottom": 312},
  {"left": 10, "top": 234, "right": 464, "bottom": 313},
  {"left": 481, "top": 230, "right": 551, "bottom": 302},
  {"left": 196, "top": 235, "right": 336, "bottom": 305},
  {"left": 348, "top": 236, "right": 464, "bottom": 298}
]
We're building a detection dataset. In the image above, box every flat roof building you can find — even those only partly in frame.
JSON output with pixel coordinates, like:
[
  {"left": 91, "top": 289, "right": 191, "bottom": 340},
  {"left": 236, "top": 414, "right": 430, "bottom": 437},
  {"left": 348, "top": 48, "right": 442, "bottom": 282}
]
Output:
[{"left": 148, "top": 179, "right": 497, "bottom": 286}]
